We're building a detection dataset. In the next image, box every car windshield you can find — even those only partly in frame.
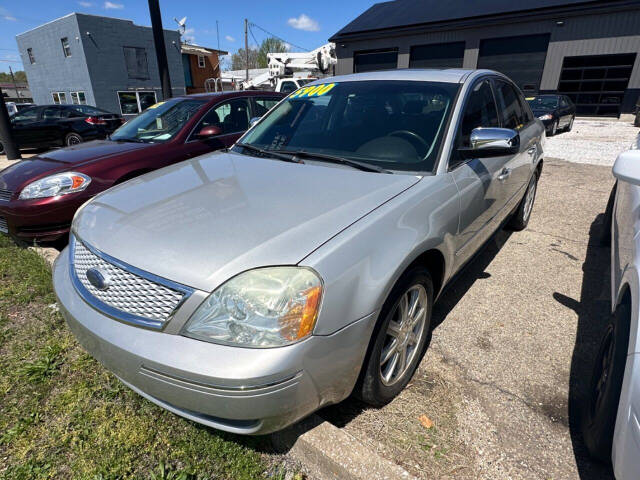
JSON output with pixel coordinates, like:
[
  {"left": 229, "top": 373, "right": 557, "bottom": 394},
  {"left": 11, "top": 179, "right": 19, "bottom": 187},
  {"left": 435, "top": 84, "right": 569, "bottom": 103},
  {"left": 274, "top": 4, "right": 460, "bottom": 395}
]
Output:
[
  {"left": 237, "top": 80, "right": 459, "bottom": 172},
  {"left": 297, "top": 78, "right": 315, "bottom": 86},
  {"left": 110, "top": 98, "right": 206, "bottom": 143},
  {"left": 527, "top": 96, "right": 558, "bottom": 110}
]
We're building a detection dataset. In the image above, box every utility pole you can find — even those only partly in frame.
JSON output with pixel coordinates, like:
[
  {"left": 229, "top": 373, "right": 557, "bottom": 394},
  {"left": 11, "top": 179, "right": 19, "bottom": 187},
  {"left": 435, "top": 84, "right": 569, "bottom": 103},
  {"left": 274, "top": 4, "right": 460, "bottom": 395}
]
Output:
[
  {"left": 0, "top": 86, "right": 21, "bottom": 160},
  {"left": 9, "top": 66, "right": 21, "bottom": 101},
  {"left": 148, "top": 0, "right": 172, "bottom": 100},
  {"left": 244, "top": 18, "right": 249, "bottom": 82}
]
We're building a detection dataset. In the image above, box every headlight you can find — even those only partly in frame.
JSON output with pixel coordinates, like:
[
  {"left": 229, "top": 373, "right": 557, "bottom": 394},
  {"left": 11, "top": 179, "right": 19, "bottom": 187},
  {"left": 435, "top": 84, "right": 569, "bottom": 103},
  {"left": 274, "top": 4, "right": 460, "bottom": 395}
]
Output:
[
  {"left": 183, "top": 267, "right": 323, "bottom": 348},
  {"left": 19, "top": 172, "right": 91, "bottom": 200},
  {"left": 538, "top": 114, "right": 553, "bottom": 121}
]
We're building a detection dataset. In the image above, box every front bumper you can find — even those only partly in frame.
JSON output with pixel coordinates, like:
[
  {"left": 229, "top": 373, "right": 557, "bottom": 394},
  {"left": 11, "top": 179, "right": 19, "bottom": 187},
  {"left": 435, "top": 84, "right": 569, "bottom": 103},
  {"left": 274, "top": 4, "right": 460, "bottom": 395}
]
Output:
[
  {"left": 0, "top": 194, "right": 88, "bottom": 243},
  {"left": 53, "top": 248, "right": 376, "bottom": 434}
]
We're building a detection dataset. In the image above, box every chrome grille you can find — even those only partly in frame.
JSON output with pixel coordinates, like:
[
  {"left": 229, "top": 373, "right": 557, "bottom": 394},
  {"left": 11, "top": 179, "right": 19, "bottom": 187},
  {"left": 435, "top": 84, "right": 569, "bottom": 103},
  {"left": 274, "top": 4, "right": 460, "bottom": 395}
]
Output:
[
  {"left": 0, "top": 189, "right": 12, "bottom": 202},
  {"left": 72, "top": 237, "right": 188, "bottom": 326},
  {"left": 0, "top": 216, "right": 7, "bottom": 234}
]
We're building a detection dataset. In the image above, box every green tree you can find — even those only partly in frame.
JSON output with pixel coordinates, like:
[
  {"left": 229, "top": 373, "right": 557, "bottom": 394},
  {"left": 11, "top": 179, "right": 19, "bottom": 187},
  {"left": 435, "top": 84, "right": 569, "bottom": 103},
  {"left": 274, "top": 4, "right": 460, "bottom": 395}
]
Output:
[
  {"left": 0, "top": 70, "right": 27, "bottom": 83},
  {"left": 257, "top": 37, "right": 288, "bottom": 68},
  {"left": 231, "top": 47, "right": 259, "bottom": 71}
]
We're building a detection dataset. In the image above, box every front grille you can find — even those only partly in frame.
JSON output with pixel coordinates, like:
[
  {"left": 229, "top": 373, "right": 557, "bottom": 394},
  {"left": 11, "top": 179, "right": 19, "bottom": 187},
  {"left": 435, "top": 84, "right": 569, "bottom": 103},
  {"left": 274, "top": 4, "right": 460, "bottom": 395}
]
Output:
[
  {"left": 0, "top": 216, "right": 7, "bottom": 234},
  {"left": 72, "top": 237, "right": 189, "bottom": 327},
  {"left": 0, "top": 189, "right": 12, "bottom": 202}
]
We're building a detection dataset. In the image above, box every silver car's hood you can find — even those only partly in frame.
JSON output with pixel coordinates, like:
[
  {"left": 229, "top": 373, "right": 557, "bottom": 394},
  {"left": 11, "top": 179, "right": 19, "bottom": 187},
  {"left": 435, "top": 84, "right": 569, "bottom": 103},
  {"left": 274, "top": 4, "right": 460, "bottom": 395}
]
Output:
[{"left": 74, "top": 151, "right": 420, "bottom": 292}]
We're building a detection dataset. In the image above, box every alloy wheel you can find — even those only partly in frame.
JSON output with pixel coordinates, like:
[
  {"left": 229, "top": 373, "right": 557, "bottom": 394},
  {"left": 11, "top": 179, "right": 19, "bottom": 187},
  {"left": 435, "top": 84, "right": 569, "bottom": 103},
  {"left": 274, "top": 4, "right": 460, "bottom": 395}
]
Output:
[
  {"left": 551, "top": 121, "right": 557, "bottom": 136},
  {"left": 592, "top": 324, "right": 615, "bottom": 417},
  {"left": 379, "top": 284, "right": 428, "bottom": 386},
  {"left": 67, "top": 134, "right": 82, "bottom": 146}
]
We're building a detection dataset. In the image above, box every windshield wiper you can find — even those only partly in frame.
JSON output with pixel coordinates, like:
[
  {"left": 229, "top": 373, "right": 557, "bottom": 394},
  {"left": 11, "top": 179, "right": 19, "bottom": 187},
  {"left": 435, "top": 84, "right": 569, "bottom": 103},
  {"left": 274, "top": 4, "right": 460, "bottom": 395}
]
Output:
[
  {"left": 236, "top": 143, "right": 303, "bottom": 164},
  {"left": 276, "top": 150, "right": 389, "bottom": 173}
]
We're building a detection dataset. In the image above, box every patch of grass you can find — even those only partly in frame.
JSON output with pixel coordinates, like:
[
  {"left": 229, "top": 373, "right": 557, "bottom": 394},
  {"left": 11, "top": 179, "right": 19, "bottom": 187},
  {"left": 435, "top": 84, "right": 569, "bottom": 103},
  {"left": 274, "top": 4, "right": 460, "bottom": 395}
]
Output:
[{"left": 0, "top": 238, "right": 286, "bottom": 479}]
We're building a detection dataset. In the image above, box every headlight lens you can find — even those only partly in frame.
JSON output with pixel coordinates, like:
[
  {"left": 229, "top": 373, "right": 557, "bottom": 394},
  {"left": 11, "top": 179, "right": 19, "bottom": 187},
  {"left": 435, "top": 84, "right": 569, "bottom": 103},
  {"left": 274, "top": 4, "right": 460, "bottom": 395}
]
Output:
[
  {"left": 183, "top": 267, "right": 322, "bottom": 348},
  {"left": 19, "top": 172, "right": 91, "bottom": 200},
  {"left": 538, "top": 114, "right": 553, "bottom": 121}
]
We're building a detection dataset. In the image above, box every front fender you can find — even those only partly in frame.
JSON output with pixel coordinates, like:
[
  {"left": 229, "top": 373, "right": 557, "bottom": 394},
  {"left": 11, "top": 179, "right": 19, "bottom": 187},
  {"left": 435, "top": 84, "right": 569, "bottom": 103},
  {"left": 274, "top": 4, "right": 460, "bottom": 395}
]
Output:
[{"left": 302, "top": 174, "right": 459, "bottom": 336}]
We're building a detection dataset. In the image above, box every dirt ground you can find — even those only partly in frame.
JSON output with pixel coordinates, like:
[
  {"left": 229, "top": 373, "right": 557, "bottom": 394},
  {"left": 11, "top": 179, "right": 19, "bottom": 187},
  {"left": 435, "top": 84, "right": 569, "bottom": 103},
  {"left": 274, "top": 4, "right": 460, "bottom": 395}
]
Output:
[{"left": 322, "top": 158, "right": 616, "bottom": 479}]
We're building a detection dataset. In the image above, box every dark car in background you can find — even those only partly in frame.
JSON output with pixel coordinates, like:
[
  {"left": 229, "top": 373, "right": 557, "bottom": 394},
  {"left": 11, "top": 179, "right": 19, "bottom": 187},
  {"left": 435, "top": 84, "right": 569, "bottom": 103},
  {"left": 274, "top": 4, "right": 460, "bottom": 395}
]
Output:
[
  {"left": 0, "top": 104, "right": 123, "bottom": 154},
  {"left": 526, "top": 94, "right": 576, "bottom": 136},
  {"left": 0, "top": 91, "right": 284, "bottom": 247}
]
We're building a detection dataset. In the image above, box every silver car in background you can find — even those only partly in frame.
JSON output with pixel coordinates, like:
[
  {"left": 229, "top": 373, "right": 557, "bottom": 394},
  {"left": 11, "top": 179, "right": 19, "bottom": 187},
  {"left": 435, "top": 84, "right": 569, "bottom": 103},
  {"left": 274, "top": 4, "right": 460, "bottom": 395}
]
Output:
[
  {"left": 582, "top": 134, "right": 640, "bottom": 479},
  {"left": 53, "top": 69, "right": 544, "bottom": 434}
]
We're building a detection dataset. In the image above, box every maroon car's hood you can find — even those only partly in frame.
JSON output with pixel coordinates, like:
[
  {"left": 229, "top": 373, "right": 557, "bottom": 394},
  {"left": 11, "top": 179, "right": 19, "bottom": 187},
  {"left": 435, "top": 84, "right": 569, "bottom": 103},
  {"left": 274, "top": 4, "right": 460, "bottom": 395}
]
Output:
[
  {"left": 0, "top": 140, "right": 149, "bottom": 193},
  {"left": 37, "top": 140, "right": 149, "bottom": 164}
]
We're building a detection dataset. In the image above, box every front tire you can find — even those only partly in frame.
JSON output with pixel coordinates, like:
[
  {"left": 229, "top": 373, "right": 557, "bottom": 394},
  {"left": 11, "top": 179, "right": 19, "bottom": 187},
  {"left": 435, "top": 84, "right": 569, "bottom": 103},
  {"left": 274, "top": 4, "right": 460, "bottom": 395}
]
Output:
[
  {"left": 0, "top": 141, "right": 4, "bottom": 155},
  {"left": 355, "top": 267, "right": 434, "bottom": 407},
  {"left": 507, "top": 170, "right": 539, "bottom": 231},
  {"left": 65, "top": 132, "right": 83, "bottom": 147},
  {"left": 565, "top": 116, "right": 575, "bottom": 132},
  {"left": 548, "top": 120, "right": 558, "bottom": 136},
  {"left": 582, "top": 299, "right": 631, "bottom": 463}
]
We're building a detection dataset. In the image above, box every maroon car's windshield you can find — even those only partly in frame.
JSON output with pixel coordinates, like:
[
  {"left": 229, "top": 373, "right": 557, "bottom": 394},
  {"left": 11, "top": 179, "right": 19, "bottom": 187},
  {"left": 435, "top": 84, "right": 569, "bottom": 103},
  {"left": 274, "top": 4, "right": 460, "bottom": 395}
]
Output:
[{"left": 111, "top": 98, "right": 206, "bottom": 143}]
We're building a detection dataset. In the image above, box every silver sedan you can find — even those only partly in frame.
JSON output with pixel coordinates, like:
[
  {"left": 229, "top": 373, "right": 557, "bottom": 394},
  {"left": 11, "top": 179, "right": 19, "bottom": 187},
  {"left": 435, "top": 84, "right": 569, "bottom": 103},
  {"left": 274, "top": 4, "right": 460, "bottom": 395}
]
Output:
[{"left": 53, "top": 69, "right": 544, "bottom": 434}]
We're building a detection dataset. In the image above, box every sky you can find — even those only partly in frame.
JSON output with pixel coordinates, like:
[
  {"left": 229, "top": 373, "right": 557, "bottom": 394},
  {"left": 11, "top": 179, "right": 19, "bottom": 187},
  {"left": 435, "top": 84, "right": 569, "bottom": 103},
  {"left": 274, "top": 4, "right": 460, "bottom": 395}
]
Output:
[{"left": 0, "top": 0, "right": 375, "bottom": 73}]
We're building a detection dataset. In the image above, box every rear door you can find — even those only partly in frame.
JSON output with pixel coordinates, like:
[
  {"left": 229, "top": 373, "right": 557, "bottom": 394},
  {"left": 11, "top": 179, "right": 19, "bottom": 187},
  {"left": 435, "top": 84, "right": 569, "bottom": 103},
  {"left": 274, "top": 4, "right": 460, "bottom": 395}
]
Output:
[
  {"left": 493, "top": 79, "right": 537, "bottom": 205},
  {"left": 40, "top": 106, "right": 69, "bottom": 144},
  {"left": 449, "top": 77, "right": 512, "bottom": 266}
]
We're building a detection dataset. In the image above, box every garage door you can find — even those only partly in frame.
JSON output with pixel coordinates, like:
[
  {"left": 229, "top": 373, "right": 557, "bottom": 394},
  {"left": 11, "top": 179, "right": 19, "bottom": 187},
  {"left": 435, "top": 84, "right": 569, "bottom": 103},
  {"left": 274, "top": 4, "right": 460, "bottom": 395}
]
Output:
[
  {"left": 558, "top": 53, "right": 636, "bottom": 117},
  {"left": 409, "top": 41, "right": 465, "bottom": 69},
  {"left": 354, "top": 49, "right": 398, "bottom": 73},
  {"left": 478, "top": 34, "right": 550, "bottom": 95}
]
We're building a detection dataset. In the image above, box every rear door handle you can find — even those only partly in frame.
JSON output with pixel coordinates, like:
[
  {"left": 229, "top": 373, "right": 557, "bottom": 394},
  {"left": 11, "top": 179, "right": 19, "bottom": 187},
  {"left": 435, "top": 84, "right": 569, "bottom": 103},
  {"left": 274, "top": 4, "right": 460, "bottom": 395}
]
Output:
[{"left": 497, "top": 168, "right": 511, "bottom": 181}]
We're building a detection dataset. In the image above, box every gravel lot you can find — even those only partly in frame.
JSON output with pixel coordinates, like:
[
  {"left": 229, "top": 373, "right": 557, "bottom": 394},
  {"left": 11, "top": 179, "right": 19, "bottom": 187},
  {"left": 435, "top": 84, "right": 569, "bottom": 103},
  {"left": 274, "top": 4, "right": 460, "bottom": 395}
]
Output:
[{"left": 544, "top": 118, "right": 638, "bottom": 166}]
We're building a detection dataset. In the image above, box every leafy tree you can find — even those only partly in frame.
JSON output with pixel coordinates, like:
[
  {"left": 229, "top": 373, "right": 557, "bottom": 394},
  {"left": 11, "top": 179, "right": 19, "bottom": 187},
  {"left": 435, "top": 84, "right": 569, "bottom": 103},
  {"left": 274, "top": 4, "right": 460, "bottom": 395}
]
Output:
[
  {"left": 231, "top": 48, "right": 259, "bottom": 71},
  {"left": 257, "top": 38, "right": 288, "bottom": 68},
  {"left": 0, "top": 70, "right": 27, "bottom": 83}
]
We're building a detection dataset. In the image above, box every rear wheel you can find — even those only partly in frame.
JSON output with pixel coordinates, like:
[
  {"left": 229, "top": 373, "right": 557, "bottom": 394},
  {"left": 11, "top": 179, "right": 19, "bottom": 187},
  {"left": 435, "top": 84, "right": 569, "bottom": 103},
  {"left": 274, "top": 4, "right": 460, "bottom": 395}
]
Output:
[
  {"left": 582, "top": 299, "right": 631, "bottom": 463},
  {"left": 565, "top": 116, "right": 575, "bottom": 132},
  {"left": 65, "top": 132, "right": 83, "bottom": 147},
  {"left": 507, "top": 170, "right": 539, "bottom": 231},
  {"left": 356, "top": 267, "right": 433, "bottom": 407}
]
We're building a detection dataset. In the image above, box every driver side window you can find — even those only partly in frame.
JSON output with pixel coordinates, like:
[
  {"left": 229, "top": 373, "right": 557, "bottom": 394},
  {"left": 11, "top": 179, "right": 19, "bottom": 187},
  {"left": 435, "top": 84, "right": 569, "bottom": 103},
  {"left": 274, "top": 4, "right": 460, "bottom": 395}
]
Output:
[
  {"left": 450, "top": 79, "right": 499, "bottom": 170},
  {"left": 193, "top": 98, "right": 250, "bottom": 139}
]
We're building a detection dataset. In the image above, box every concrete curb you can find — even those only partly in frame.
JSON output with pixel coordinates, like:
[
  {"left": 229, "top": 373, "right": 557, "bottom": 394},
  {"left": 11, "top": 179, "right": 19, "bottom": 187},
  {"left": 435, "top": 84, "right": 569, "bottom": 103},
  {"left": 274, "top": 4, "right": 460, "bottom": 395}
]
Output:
[
  {"left": 30, "top": 246, "right": 59, "bottom": 266},
  {"left": 273, "top": 414, "right": 416, "bottom": 480}
]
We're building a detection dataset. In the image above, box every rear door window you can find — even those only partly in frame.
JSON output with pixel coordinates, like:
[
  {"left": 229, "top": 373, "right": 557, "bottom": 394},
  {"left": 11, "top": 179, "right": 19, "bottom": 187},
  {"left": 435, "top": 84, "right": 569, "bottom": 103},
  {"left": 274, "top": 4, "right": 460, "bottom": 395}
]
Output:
[{"left": 494, "top": 80, "right": 526, "bottom": 130}]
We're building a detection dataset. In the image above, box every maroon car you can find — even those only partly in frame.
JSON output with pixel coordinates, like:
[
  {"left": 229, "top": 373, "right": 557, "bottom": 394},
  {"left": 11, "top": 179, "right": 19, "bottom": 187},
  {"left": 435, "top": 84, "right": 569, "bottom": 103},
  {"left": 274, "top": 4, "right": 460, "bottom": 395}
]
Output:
[{"left": 0, "top": 91, "right": 284, "bottom": 248}]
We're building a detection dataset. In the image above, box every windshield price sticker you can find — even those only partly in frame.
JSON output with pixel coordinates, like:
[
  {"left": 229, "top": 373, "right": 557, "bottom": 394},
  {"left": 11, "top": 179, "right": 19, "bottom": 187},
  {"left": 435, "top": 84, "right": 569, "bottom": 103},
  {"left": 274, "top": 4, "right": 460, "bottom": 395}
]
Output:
[
  {"left": 289, "top": 83, "right": 337, "bottom": 99},
  {"left": 147, "top": 101, "right": 166, "bottom": 110}
]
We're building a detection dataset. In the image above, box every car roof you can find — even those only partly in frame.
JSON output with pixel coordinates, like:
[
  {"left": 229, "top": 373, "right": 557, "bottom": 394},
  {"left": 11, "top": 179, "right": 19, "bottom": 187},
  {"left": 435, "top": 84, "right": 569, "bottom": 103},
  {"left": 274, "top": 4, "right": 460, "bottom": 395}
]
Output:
[
  {"left": 180, "top": 90, "right": 285, "bottom": 101},
  {"left": 307, "top": 69, "right": 496, "bottom": 85}
]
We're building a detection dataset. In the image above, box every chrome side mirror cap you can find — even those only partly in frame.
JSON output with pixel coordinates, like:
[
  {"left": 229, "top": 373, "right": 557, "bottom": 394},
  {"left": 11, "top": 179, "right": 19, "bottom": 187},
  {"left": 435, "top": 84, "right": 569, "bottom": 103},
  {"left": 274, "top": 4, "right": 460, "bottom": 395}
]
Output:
[
  {"left": 466, "top": 127, "right": 520, "bottom": 157},
  {"left": 613, "top": 150, "right": 640, "bottom": 186}
]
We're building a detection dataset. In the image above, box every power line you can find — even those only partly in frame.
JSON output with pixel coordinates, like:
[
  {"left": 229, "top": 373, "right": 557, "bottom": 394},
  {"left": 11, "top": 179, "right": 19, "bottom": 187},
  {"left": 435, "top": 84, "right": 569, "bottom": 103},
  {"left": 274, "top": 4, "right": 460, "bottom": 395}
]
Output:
[
  {"left": 248, "top": 21, "right": 309, "bottom": 52},
  {"left": 248, "top": 24, "right": 260, "bottom": 50}
]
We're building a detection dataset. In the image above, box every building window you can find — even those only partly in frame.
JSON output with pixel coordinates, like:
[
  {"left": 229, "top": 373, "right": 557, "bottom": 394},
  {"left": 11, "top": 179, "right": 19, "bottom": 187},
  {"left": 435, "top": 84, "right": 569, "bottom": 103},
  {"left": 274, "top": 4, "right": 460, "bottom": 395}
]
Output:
[
  {"left": 123, "top": 46, "right": 150, "bottom": 80},
  {"left": 70, "top": 91, "right": 87, "bottom": 105},
  {"left": 353, "top": 49, "right": 398, "bottom": 73},
  {"left": 117, "top": 90, "right": 157, "bottom": 115},
  {"left": 61, "top": 37, "right": 71, "bottom": 57},
  {"left": 198, "top": 55, "right": 206, "bottom": 68},
  {"left": 27, "top": 48, "right": 35, "bottom": 64},
  {"left": 52, "top": 92, "right": 67, "bottom": 104}
]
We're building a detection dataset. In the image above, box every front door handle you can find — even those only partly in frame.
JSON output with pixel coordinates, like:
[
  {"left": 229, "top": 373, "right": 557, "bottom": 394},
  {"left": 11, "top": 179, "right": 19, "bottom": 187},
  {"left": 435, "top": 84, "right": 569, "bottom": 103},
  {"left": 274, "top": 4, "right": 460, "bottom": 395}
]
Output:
[
  {"left": 497, "top": 168, "right": 511, "bottom": 181},
  {"left": 527, "top": 146, "right": 537, "bottom": 155}
]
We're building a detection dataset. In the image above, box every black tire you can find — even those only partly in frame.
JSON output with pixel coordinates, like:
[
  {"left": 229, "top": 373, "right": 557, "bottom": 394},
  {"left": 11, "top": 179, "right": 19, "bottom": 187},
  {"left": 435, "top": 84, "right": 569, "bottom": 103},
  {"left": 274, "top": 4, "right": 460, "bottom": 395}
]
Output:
[
  {"left": 355, "top": 267, "right": 434, "bottom": 407},
  {"left": 548, "top": 120, "right": 558, "bottom": 136},
  {"left": 582, "top": 298, "right": 631, "bottom": 463},
  {"left": 507, "top": 170, "right": 539, "bottom": 231},
  {"left": 600, "top": 182, "right": 617, "bottom": 247},
  {"left": 0, "top": 142, "right": 4, "bottom": 155},
  {"left": 565, "top": 116, "right": 575, "bottom": 132},
  {"left": 65, "top": 132, "right": 83, "bottom": 147}
]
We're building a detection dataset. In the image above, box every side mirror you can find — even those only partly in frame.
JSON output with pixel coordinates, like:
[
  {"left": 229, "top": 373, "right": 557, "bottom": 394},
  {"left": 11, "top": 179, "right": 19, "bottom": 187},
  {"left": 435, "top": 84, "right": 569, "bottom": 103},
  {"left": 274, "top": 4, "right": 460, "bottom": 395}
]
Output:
[
  {"left": 459, "top": 127, "right": 520, "bottom": 158},
  {"left": 249, "top": 117, "right": 261, "bottom": 128},
  {"left": 196, "top": 125, "right": 222, "bottom": 139},
  {"left": 612, "top": 150, "right": 640, "bottom": 186}
]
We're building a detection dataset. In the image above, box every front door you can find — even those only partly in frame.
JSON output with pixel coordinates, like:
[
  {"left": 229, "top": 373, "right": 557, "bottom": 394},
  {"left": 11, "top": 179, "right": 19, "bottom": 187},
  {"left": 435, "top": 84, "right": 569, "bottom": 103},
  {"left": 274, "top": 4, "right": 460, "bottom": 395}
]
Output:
[
  {"left": 10, "top": 107, "right": 43, "bottom": 148},
  {"left": 449, "top": 78, "right": 513, "bottom": 268},
  {"left": 184, "top": 97, "right": 251, "bottom": 159}
]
